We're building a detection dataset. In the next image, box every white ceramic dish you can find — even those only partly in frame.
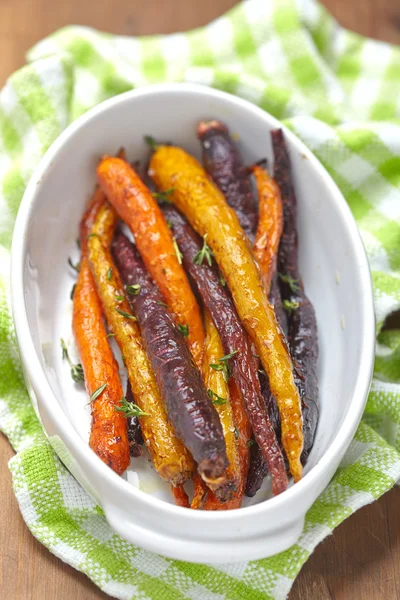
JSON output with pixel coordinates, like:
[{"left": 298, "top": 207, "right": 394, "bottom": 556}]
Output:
[{"left": 11, "top": 83, "right": 375, "bottom": 564}]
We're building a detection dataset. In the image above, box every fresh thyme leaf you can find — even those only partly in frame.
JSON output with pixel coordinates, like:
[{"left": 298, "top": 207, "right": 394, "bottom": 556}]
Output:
[
  {"left": 247, "top": 439, "right": 255, "bottom": 447},
  {"left": 107, "top": 268, "right": 113, "bottom": 281},
  {"left": 219, "top": 273, "right": 226, "bottom": 287},
  {"left": 61, "top": 338, "right": 85, "bottom": 383},
  {"left": 156, "top": 300, "right": 168, "bottom": 307},
  {"left": 76, "top": 238, "right": 81, "bottom": 250},
  {"left": 115, "top": 396, "right": 150, "bottom": 418},
  {"left": 278, "top": 273, "right": 300, "bottom": 292},
  {"left": 177, "top": 323, "right": 189, "bottom": 337},
  {"left": 68, "top": 257, "right": 80, "bottom": 273},
  {"left": 71, "top": 363, "right": 84, "bottom": 383},
  {"left": 70, "top": 284, "right": 76, "bottom": 301},
  {"left": 283, "top": 299, "right": 300, "bottom": 314},
  {"left": 115, "top": 294, "right": 124, "bottom": 302},
  {"left": 115, "top": 308, "right": 137, "bottom": 320},
  {"left": 166, "top": 219, "right": 173, "bottom": 229},
  {"left": 106, "top": 333, "right": 115, "bottom": 339},
  {"left": 207, "top": 389, "right": 227, "bottom": 406},
  {"left": 153, "top": 188, "right": 175, "bottom": 203},
  {"left": 234, "top": 426, "right": 239, "bottom": 440},
  {"left": 258, "top": 369, "right": 266, "bottom": 376},
  {"left": 126, "top": 284, "right": 141, "bottom": 296},
  {"left": 209, "top": 363, "right": 224, "bottom": 372},
  {"left": 144, "top": 135, "right": 158, "bottom": 151},
  {"left": 90, "top": 383, "right": 107, "bottom": 403},
  {"left": 173, "top": 238, "right": 183, "bottom": 264},
  {"left": 60, "top": 338, "right": 68, "bottom": 361},
  {"left": 218, "top": 350, "right": 238, "bottom": 362},
  {"left": 193, "top": 234, "right": 213, "bottom": 267},
  {"left": 87, "top": 233, "right": 99, "bottom": 239}
]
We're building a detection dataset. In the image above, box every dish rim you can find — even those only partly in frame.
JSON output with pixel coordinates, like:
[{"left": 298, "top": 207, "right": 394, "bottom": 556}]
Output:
[{"left": 10, "top": 82, "right": 375, "bottom": 521}]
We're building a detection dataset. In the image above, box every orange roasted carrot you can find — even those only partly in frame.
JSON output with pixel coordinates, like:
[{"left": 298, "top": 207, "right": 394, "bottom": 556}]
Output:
[
  {"left": 73, "top": 193, "right": 130, "bottom": 475},
  {"left": 96, "top": 157, "right": 205, "bottom": 367},
  {"left": 252, "top": 165, "right": 283, "bottom": 293},
  {"left": 172, "top": 485, "right": 190, "bottom": 508}
]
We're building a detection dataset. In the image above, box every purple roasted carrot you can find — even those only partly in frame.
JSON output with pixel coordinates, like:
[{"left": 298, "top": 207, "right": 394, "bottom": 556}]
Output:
[
  {"left": 112, "top": 231, "right": 229, "bottom": 487},
  {"left": 125, "top": 381, "right": 144, "bottom": 458},
  {"left": 197, "top": 120, "right": 258, "bottom": 242},
  {"left": 272, "top": 128, "right": 319, "bottom": 463}
]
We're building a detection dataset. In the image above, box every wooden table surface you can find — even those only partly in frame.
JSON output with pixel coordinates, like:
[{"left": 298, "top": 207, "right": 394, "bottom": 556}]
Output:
[{"left": 1, "top": 1, "right": 399, "bottom": 598}]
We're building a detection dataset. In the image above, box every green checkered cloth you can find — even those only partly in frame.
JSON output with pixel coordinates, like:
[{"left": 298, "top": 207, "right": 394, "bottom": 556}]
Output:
[{"left": 1, "top": 0, "right": 400, "bottom": 597}]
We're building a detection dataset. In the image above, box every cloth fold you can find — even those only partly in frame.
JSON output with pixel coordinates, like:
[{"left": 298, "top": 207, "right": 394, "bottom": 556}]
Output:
[{"left": 1, "top": 1, "right": 400, "bottom": 598}]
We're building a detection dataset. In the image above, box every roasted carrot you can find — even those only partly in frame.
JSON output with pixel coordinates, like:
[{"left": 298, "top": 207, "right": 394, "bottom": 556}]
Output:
[
  {"left": 87, "top": 200, "right": 194, "bottom": 485},
  {"left": 202, "top": 311, "right": 241, "bottom": 501},
  {"left": 203, "top": 380, "right": 251, "bottom": 509},
  {"left": 73, "top": 193, "right": 130, "bottom": 475},
  {"left": 150, "top": 145, "right": 302, "bottom": 487},
  {"left": 197, "top": 120, "right": 258, "bottom": 242},
  {"left": 253, "top": 165, "right": 283, "bottom": 293},
  {"left": 126, "top": 381, "right": 144, "bottom": 458},
  {"left": 272, "top": 129, "right": 319, "bottom": 462},
  {"left": 112, "top": 231, "right": 228, "bottom": 484},
  {"left": 96, "top": 157, "right": 204, "bottom": 368},
  {"left": 171, "top": 485, "right": 190, "bottom": 508}
]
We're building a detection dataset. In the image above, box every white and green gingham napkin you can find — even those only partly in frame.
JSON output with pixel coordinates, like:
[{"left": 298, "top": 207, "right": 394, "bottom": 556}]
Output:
[{"left": 2, "top": 0, "right": 400, "bottom": 598}]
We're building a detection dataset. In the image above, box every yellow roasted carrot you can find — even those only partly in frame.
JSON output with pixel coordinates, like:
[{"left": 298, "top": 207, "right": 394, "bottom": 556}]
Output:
[
  {"left": 87, "top": 200, "right": 194, "bottom": 485},
  {"left": 150, "top": 145, "right": 303, "bottom": 482}
]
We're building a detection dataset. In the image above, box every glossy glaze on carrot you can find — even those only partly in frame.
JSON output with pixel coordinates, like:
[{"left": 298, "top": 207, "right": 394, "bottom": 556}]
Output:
[
  {"left": 197, "top": 120, "right": 258, "bottom": 242},
  {"left": 96, "top": 156, "right": 204, "bottom": 367},
  {"left": 272, "top": 129, "right": 319, "bottom": 462},
  {"left": 88, "top": 201, "right": 194, "bottom": 485},
  {"left": 73, "top": 194, "right": 130, "bottom": 475},
  {"left": 112, "top": 231, "right": 228, "bottom": 484}
]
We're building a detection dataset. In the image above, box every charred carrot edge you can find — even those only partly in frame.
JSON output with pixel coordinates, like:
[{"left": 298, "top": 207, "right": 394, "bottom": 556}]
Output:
[
  {"left": 197, "top": 120, "right": 258, "bottom": 243},
  {"left": 73, "top": 193, "right": 130, "bottom": 475},
  {"left": 252, "top": 165, "right": 283, "bottom": 294},
  {"left": 202, "top": 311, "right": 241, "bottom": 501},
  {"left": 96, "top": 157, "right": 205, "bottom": 368},
  {"left": 153, "top": 152, "right": 291, "bottom": 493},
  {"left": 272, "top": 129, "right": 319, "bottom": 463},
  {"left": 203, "top": 380, "right": 251, "bottom": 510},
  {"left": 112, "top": 231, "right": 228, "bottom": 485},
  {"left": 87, "top": 201, "right": 194, "bottom": 486}
]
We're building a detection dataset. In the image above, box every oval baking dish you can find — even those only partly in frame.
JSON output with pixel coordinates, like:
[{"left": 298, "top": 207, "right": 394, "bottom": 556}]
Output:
[{"left": 11, "top": 83, "right": 375, "bottom": 563}]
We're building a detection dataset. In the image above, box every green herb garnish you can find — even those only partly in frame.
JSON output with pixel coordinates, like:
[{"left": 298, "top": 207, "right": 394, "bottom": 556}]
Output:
[
  {"left": 218, "top": 350, "right": 238, "bottom": 362},
  {"left": 219, "top": 273, "right": 226, "bottom": 287},
  {"left": 115, "top": 294, "right": 124, "bottom": 302},
  {"left": 193, "top": 234, "right": 213, "bottom": 267},
  {"left": 87, "top": 233, "right": 99, "bottom": 239},
  {"left": 234, "top": 426, "right": 239, "bottom": 440},
  {"left": 209, "top": 350, "right": 238, "bottom": 382},
  {"left": 115, "top": 308, "right": 137, "bottom": 320},
  {"left": 177, "top": 323, "right": 189, "bottom": 337},
  {"left": 70, "top": 284, "right": 76, "bottom": 301},
  {"left": 60, "top": 338, "right": 84, "bottom": 383},
  {"left": 283, "top": 299, "right": 300, "bottom": 314},
  {"left": 247, "top": 439, "right": 255, "bottom": 448},
  {"left": 173, "top": 238, "right": 183, "bottom": 264},
  {"left": 106, "top": 333, "right": 115, "bottom": 339},
  {"left": 156, "top": 300, "right": 168, "bottom": 307},
  {"left": 126, "top": 284, "right": 141, "bottom": 296},
  {"left": 144, "top": 135, "right": 158, "bottom": 151},
  {"left": 68, "top": 257, "right": 80, "bottom": 273},
  {"left": 115, "top": 396, "right": 150, "bottom": 418},
  {"left": 76, "top": 238, "right": 81, "bottom": 250},
  {"left": 278, "top": 273, "right": 300, "bottom": 292},
  {"left": 207, "top": 389, "right": 227, "bottom": 406},
  {"left": 107, "top": 268, "right": 113, "bottom": 281},
  {"left": 90, "top": 383, "right": 108, "bottom": 403},
  {"left": 153, "top": 188, "right": 175, "bottom": 203}
]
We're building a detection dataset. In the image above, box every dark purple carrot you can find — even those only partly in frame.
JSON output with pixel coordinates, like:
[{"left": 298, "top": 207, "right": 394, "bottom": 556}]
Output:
[
  {"left": 112, "top": 231, "right": 228, "bottom": 486},
  {"left": 197, "top": 120, "right": 258, "bottom": 242},
  {"left": 272, "top": 128, "right": 319, "bottom": 463},
  {"left": 125, "top": 381, "right": 144, "bottom": 457},
  {"left": 162, "top": 204, "right": 288, "bottom": 495}
]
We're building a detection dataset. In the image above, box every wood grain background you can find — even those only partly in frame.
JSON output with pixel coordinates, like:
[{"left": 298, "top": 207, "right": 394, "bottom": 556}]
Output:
[{"left": 1, "top": 1, "right": 400, "bottom": 598}]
